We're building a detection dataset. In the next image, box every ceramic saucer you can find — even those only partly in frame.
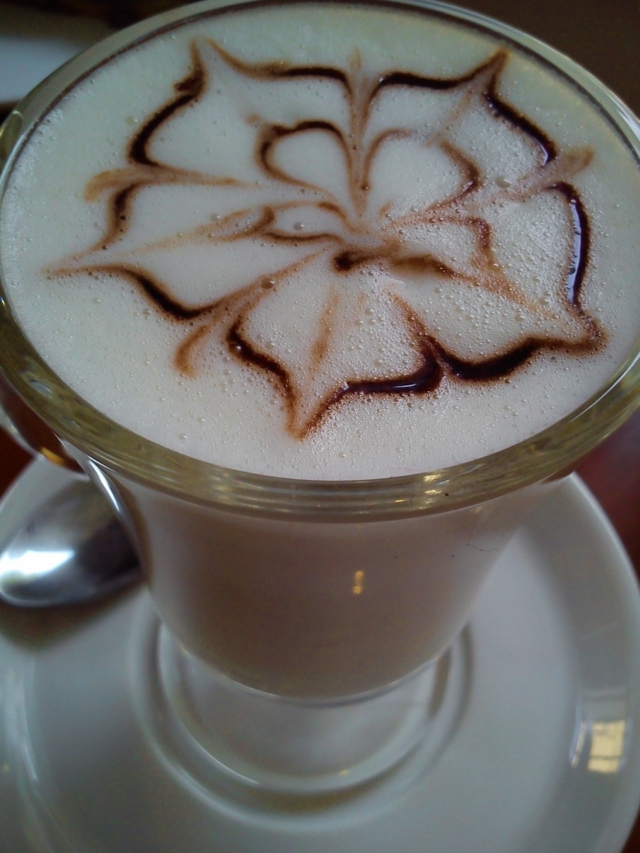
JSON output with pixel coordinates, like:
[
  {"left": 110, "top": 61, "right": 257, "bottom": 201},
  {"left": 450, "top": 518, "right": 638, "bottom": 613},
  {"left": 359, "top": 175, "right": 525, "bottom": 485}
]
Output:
[{"left": 1, "top": 459, "right": 640, "bottom": 853}]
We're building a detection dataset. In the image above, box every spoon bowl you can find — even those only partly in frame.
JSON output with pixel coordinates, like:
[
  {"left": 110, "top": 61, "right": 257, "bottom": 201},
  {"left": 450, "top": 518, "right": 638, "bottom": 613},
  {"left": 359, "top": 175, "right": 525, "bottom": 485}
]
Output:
[{"left": 0, "top": 478, "right": 141, "bottom": 607}]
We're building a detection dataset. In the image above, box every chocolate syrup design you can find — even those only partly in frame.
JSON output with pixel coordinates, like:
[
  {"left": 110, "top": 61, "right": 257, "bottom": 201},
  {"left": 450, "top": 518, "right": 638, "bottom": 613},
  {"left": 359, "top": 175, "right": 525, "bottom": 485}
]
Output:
[{"left": 58, "top": 39, "right": 601, "bottom": 438}]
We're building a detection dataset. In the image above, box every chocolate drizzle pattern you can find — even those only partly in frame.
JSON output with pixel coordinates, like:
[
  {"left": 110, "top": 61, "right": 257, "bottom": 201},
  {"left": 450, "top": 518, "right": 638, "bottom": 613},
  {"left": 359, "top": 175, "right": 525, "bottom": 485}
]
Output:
[{"left": 56, "top": 37, "right": 603, "bottom": 439}]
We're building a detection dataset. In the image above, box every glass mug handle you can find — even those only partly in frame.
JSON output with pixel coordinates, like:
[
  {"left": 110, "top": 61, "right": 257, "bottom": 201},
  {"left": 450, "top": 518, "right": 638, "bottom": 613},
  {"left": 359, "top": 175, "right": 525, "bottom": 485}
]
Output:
[{"left": 0, "top": 373, "right": 83, "bottom": 472}]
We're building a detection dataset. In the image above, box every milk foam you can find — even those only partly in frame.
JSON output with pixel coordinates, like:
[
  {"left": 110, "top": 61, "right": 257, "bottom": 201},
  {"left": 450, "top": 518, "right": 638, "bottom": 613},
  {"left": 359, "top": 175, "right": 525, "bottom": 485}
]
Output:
[{"left": 2, "top": 1, "right": 640, "bottom": 479}]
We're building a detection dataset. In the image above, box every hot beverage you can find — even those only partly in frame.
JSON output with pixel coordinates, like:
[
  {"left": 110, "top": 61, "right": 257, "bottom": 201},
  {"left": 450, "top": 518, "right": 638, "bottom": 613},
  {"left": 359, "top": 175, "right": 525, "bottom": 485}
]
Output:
[{"left": 2, "top": 1, "right": 638, "bottom": 480}]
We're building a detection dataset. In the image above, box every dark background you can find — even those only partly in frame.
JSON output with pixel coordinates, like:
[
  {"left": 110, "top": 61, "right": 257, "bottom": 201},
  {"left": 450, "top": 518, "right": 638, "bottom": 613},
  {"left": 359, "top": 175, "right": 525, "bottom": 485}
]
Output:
[
  {"left": 20, "top": 0, "right": 640, "bottom": 117},
  {"left": 457, "top": 0, "right": 639, "bottom": 114}
]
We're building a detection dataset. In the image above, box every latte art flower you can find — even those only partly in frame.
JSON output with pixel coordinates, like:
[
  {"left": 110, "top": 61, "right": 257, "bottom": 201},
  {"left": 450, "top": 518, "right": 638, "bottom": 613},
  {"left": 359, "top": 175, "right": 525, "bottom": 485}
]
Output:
[{"left": 59, "top": 39, "right": 601, "bottom": 438}]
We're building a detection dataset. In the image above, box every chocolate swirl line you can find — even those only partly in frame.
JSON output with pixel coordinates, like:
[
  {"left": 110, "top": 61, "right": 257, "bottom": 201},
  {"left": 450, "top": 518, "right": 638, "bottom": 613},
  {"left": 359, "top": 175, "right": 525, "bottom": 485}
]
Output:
[
  {"left": 484, "top": 62, "right": 557, "bottom": 165},
  {"left": 259, "top": 120, "right": 346, "bottom": 189},
  {"left": 371, "top": 50, "right": 504, "bottom": 96},
  {"left": 129, "top": 42, "right": 207, "bottom": 167},
  {"left": 56, "top": 37, "right": 604, "bottom": 440},
  {"left": 553, "top": 181, "right": 590, "bottom": 306},
  {"left": 206, "top": 39, "right": 352, "bottom": 94}
]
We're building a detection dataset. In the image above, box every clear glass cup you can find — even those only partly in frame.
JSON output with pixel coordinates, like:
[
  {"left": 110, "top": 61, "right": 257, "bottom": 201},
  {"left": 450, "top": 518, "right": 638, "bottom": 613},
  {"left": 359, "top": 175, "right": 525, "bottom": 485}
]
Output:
[{"left": 0, "top": 0, "right": 639, "bottom": 795}]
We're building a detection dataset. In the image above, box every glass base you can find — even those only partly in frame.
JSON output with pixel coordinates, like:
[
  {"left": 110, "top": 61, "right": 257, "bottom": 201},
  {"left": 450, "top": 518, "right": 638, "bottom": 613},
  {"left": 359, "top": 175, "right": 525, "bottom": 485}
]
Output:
[{"left": 132, "top": 602, "right": 469, "bottom": 797}]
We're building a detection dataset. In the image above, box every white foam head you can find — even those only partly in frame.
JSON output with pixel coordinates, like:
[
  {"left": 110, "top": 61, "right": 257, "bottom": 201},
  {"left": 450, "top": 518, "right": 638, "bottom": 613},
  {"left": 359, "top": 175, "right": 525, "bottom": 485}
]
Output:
[{"left": 2, "top": 1, "right": 640, "bottom": 478}]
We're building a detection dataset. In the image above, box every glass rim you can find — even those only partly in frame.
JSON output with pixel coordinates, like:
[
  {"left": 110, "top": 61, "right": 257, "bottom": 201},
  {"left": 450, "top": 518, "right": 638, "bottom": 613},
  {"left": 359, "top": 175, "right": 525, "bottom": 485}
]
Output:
[{"left": 0, "top": 0, "right": 639, "bottom": 519}]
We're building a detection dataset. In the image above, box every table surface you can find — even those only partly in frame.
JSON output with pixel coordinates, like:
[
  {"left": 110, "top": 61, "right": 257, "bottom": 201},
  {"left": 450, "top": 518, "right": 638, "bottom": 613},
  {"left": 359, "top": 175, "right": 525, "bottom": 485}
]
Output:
[{"left": 0, "top": 0, "right": 639, "bottom": 848}]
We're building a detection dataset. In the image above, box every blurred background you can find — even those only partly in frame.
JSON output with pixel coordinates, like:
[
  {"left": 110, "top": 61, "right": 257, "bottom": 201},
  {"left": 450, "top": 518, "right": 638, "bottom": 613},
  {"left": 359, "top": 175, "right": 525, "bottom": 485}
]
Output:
[
  {"left": 11, "top": 0, "right": 640, "bottom": 115},
  {"left": 9, "top": 0, "right": 640, "bottom": 113}
]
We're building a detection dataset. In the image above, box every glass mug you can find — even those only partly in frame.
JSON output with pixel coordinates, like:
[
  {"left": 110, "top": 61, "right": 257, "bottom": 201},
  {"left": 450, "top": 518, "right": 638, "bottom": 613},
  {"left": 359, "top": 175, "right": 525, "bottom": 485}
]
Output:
[{"left": 0, "top": 0, "right": 639, "bottom": 795}]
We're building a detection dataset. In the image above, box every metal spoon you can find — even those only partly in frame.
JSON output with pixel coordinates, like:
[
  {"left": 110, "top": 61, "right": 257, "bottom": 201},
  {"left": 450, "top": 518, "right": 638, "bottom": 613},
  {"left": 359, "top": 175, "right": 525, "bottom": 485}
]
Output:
[{"left": 0, "top": 478, "right": 141, "bottom": 607}]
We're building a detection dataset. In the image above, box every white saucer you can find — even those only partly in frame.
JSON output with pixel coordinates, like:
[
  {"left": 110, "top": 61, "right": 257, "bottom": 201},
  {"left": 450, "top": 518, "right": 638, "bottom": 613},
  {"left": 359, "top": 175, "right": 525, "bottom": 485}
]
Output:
[{"left": 1, "top": 459, "right": 640, "bottom": 853}]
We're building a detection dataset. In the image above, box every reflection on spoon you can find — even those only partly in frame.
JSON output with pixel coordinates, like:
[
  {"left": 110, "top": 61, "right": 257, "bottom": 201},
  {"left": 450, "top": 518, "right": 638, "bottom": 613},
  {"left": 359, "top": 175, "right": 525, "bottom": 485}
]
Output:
[{"left": 0, "top": 478, "right": 141, "bottom": 607}]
